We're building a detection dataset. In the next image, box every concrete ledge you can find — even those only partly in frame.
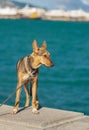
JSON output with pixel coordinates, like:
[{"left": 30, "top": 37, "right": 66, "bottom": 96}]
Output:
[{"left": 0, "top": 105, "right": 89, "bottom": 130}]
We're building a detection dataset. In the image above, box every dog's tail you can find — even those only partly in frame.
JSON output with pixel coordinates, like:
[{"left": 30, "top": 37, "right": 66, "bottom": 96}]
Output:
[{"left": 30, "top": 85, "right": 32, "bottom": 96}]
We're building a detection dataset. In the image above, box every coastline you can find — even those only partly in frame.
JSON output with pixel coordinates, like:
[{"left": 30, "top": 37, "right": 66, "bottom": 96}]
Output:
[{"left": 0, "top": 6, "right": 89, "bottom": 21}]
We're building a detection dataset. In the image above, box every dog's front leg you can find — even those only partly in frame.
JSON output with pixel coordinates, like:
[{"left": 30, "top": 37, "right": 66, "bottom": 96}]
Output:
[
  {"left": 32, "top": 78, "right": 39, "bottom": 114},
  {"left": 13, "top": 82, "right": 22, "bottom": 114}
]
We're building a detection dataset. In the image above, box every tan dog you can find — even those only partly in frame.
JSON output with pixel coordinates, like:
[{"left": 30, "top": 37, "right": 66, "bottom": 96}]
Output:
[{"left": 13, "top": 40, "right": 54, "bottom": 114}]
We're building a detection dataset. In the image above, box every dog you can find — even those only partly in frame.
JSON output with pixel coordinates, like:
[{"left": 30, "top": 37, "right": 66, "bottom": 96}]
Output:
[{"left": 13, "top": 40, "right": 54, "bottom": 114}]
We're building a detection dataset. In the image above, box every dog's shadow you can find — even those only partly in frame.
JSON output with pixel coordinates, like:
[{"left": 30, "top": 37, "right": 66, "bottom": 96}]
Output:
[
  {"left": 17, "top": 105, "right": 42, "bottom": 114},
  {"left": 17, "top": 106, "right": 31, "bottom": 113},
  {"left": 0, "top": 105, "right": 42, "bottom": 117}
]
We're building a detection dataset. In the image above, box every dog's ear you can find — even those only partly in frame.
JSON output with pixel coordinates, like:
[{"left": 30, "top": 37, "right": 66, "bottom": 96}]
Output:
[
  {"left": 32, "top": 40, "right": 39, "bottom": 53},
  {"left": 42, "top": 41, "right": 47, "bottom": 49}
]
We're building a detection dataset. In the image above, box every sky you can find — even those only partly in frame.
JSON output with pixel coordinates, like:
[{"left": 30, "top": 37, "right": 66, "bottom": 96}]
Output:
[
  {"left": 13, "top": 0, "right": 89, "bottom": 11},
  {"left": 83, "top": 0, "right": 89, "bottom": 5}
]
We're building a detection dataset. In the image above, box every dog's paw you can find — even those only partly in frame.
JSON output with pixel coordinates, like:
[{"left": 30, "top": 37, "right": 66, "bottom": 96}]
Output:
[
  {"left": 32, "top": 108, "right": 39, "bottom": 114},
  {"left": 12, "top": 108, "right": 18, "bottom": 114}
]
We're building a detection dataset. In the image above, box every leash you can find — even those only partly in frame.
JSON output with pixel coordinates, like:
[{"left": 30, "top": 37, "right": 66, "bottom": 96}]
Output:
[
  {"left": 0, "top": 70, "right": 36, "bottom": 108},
  {"left": 0, "top": 86, "right": 22, "bottom": 107}
]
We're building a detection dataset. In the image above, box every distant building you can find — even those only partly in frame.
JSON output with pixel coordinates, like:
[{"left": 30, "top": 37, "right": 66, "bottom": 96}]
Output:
[{"left": 42, "top": 9, "right": 89, "bottom": 21}]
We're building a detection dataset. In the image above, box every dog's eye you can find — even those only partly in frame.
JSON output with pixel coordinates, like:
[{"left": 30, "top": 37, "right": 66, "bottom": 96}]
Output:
[{"left": 44, "top": 55, "right": 47, "bottom": 57}]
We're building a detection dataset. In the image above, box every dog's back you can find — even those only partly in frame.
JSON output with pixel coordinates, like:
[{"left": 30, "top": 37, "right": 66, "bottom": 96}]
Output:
[{"left": 16, "top": 56, "right": 30, "bottom": 74}]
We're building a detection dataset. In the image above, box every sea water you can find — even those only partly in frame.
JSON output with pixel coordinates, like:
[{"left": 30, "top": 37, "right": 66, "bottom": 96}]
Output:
[{"left": 0, "top": 19, "right": 89, "bottom": 115}]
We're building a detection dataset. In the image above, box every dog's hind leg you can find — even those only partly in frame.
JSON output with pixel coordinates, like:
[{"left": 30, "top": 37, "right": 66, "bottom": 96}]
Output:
[
  {"left": 13, "top": 82, "right": 22, "bottom": 114},
  {"left": 24, "top": 83, "right": 30, "bottom": 108}
]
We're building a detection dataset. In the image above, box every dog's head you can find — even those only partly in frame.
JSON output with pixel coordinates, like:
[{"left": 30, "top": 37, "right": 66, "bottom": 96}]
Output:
[{"left": 32, "top": 40, "right": 54, "bottom": 68}]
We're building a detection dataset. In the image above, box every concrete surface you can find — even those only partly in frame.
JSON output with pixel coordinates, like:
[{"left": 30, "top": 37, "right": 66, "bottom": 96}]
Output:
[{"left": 0, "top": 105, "right": 89, "bottom": 130}]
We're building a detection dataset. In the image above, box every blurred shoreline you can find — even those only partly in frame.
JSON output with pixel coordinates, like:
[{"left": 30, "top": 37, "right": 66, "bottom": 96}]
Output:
[{"left": 1, "top": 5, "right": 89, "bottom": 21}]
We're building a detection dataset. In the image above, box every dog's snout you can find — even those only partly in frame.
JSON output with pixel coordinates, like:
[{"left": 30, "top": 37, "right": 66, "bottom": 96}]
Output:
[{"left": 50, "top": 61, "right": 54, "bottom": 67}]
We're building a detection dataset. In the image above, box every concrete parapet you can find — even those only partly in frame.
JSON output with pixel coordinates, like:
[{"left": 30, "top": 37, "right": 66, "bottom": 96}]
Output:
[{"left": 0, "top": 105, "right": 89, "bottom": 130}]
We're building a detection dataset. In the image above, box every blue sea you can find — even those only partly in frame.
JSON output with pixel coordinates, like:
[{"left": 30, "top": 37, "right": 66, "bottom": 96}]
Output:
[{"left": 0, "top": 19, "right": 89, "bottom": 115}]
